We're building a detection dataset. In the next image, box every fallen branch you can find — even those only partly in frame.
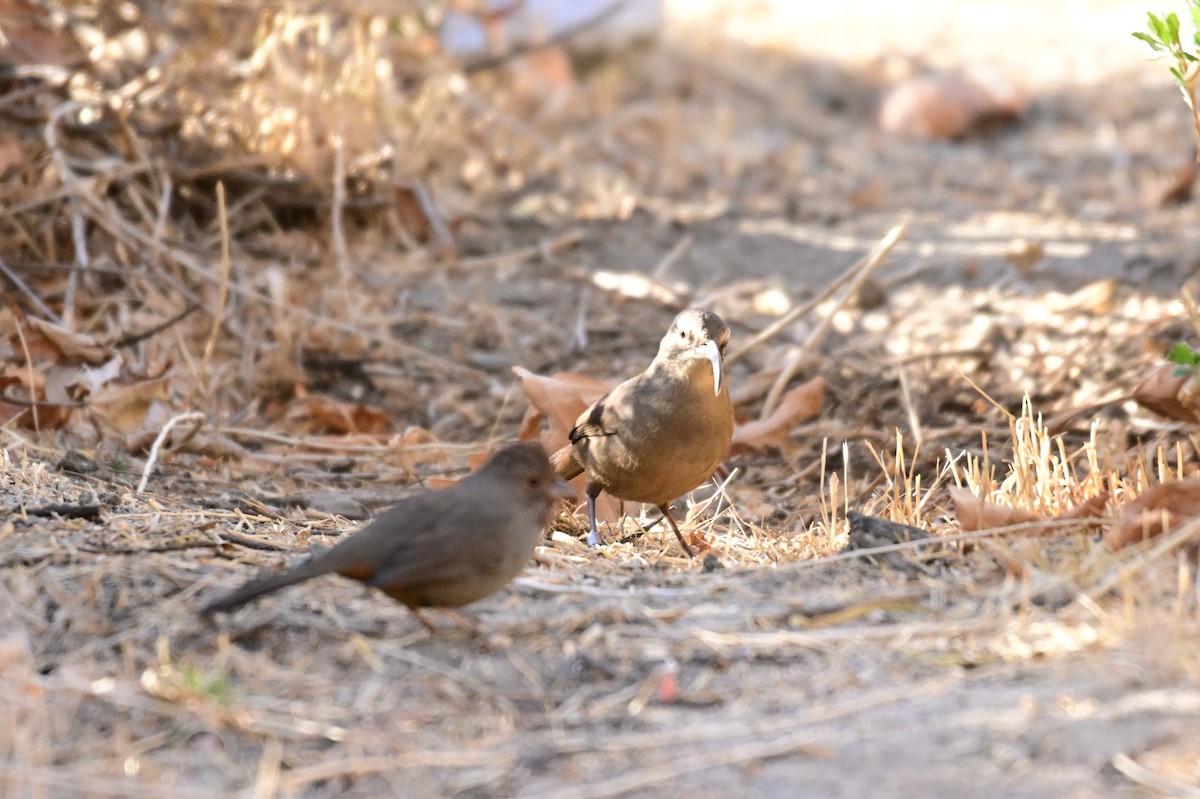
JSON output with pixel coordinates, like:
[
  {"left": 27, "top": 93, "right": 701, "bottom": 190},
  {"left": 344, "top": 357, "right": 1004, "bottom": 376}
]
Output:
[{"left": 756, "top": 222, "right": 907, "bottom": 419}]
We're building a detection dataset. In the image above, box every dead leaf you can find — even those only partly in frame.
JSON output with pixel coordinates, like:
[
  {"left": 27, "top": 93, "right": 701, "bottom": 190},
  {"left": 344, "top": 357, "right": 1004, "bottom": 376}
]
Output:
[
  {"left": 125, "top": 409, "right": 205, "bottom": 458},
  {"left": 1049, "top": 280, "right": 1118, "bottom": 315},
  {"left": 305, "top": 396, "right": 393, "bottom": 436},
  {"left": 425, "top": 441, "right": 547, "bottom": 492},
  {"left": 1155, "top": 157, "right": 1196, "bottom": 207},
  {"left": 512, "top": 366, "right": 612, "bottom": 452},
  {"left": 846, "top": 180, "right": 886, "bottom": 210},
  {"left": 978, "top": 537, "right": 1045, "bottom": 579},
  {"left": 1004, "top": 239, "right": 1044, "bottom": 276},
  {"left": 41, "top": 356, "right": 124, "bottom": 405},
  {"left": 880, "top": 66, "right": 1025, "bottom": 139},
  {"left": 512, "top": 365, "right": 621, "bottom": 523},
  {"left": 948, "top": 485, "right": 1040, "bottom": 532},
  {"left": 0, "top": 135, "right": 24, "bottom": 175},
  {"left": 4, "top": 312, "right": 62, "bottom": 365},
  {"left": 1058, "top": 491, "right": 1110, "bottom": 521},
  {"left": 1132, "top": 363, "right": 1200, "bottom": 424},
  {"left": 26, "top": 318, "right": 112, "bottom": 365},
  {"left": 1106, "top": 479, "right": 1200, "bottom": 550},
  {"left": 177, "top": 433, "right": 248, "bottom": 461},
  {"left": 389, "top": 425, "right": 456, "bottom": 474},
  {"left": 730, "top": 376, "right": 825, "bottom": 454},
  {"left": 0, "top": 0, "right": 81, "bottom": 66},
  {"left": 501, "top": 44, "right": 578, "bottom": 123},
  {"left": 0, "top": 374, "right": 74, "bottom": 430},
  {"left": 89, "top": 377, "right": 171, "bottom": 435},
  {"left": 393, "top": 186, "right": 432, "bottom": 244}
]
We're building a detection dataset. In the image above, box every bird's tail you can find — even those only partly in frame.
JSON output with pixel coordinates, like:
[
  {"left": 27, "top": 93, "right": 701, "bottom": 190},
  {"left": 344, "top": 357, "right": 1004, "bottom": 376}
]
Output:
[
  {"left": 200, "top": 558, "right": 326, "bottom": 616},
  {"left": 550, "top": 443, "right": 583, "bottom": 481}
]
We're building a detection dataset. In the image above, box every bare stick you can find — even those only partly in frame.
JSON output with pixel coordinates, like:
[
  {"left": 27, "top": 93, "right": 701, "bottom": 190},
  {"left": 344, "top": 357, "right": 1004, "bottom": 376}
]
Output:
[
  {"left": 1111, "top": 752, "right": 1200, "bottom": 798},
  {"left": 409, "top": 180, "right": 457, "bottom": 260},
  {"left": 456, "top": 229, "right": 585, "bottom": 270},
  {"left": 651, "top": 234, "right": 693, "bottom": 280},
  {"left": 727, "top": 221, "right": 907, "bottom": 366},
  {"left": 201, "top": 182, "right": 232, "bottom": 374},
  {"left": 331, "top": 135, "right": 349, "bottom": 282},
  {"left": 112, "top": 303, "right": 200, "bottom": 349},
  {"left": 10, "top": 313, "right": 40, "bottom": 432},
  {"left": 43, "top": 100, "right": 92, "bottom": 332},
  {"left": 0, "top": 257, "right": 62, "bottom": 324},
  {"left": 64, "top": 197, "right": 87, "bottom": 331},
  {"left": 897, "top": 367, "right": 923, "bottom": 449},
  {"left": 137, "top": 411, "right": 205, "bottom": 493},
  {"left": 758, "top": 223, "right": 907, "bottom": 419},
  {"left": 152, "top": 170, "right": 172, "bottom": 264}
]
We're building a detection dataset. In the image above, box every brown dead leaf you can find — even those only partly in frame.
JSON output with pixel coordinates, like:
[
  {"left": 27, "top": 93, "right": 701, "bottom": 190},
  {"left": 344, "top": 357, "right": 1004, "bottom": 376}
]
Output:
[
  {"left": 512, "top": 365, "right": 620, "bottom": 523},
  {"left": 177, "top": 433, "right": 248, "bottom": 461},
  {"left": 0, "top": 374, "right": 74, "bottom": 429},
  {"left": 26, "top": 318, "right": 112, "bottom": 365},
  {"left": 427, "top": 441, "right": 563, "bottom": 493},
  {"left": 389, "top": 425, "right": 457, "bottom": 474},
  {"left": 0, "top": 135, "right": 24, "bottom": 175},
  {"left": 1106, "top": 479, "right": 1200, "bottom": 550},
  {"left": 1058, "top": 491, "right": 1110, "bottom": 521},
  {"left": 948, "top": 485, "right": 1040, "bottom": 532},
  {"left": 1155, "top": 158, "right": 1196, "bottom": 207},
  {"left": 1132, "top": 363, "right": 1200, "bottom": 424},
  {"left": 305, "top": 396, "right": 393, "bottom": 436},
  {"left": 125, "top": 403, "right": 199, "bottom": 454},
  {"left": 1004, "top": 239, "right": 1044, "bottom": 276},
  {"left": 510, "top": 45, "right": 577, "bottom": 100},
  {"left": 0, "top": 0, "right": 81, "bottom": 66},
  {"left": 730, "top": 376, "right": 825, "bottom": 455},
  {"left": 977, "top": 537, "right": 1046, "bottom": 579},
  {"left": 879, "top": 66, "right": 1026, "bottom": 139},
  {"left": 512, "top": 366, "right": 612, "bottom": 451},
  {"left": 4, "top": 313, "right": 61, "bottom": 365},
  {"left": 89, "top": 377, "right": 172, "bottom": 435},
  {"left": 393, "top": 186, "right": 432, "bottom": 244},
  {"left": 1049, "top": 280, "right": 1118, "bottom": 315}
]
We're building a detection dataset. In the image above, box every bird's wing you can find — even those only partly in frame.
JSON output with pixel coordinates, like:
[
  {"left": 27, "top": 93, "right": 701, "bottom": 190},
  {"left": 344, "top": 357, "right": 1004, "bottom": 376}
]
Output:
[
  {"left": 359, "top": 487, "right": 515, "bottom": 589},
  {"left": 569, "top": 402, "right": 609, "bottom": 442},
  {"left": 569, "top": 380, "right": 634, "bottom": 442}
]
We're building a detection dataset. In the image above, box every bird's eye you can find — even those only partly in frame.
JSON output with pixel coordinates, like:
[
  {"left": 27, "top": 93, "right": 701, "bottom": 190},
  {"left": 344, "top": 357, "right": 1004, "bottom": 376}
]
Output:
[
  {"left": 678, "top": 329, "right": 686, "bottom": 339},
  {"left": 526, "top": 476, "right": 539, "bottom": 489}
]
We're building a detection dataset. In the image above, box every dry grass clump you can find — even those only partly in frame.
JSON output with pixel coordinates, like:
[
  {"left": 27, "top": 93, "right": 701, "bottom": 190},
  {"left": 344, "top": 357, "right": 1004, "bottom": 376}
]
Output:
[{"left": 2, "top": 3, "right": 1199, "bottom": 796}]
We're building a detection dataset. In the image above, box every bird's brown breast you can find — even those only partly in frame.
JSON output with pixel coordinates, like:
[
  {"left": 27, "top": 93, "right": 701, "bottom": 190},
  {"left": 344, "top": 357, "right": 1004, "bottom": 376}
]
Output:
[{"left": 579, "top": 360, "right": 733, "bottom": 505}]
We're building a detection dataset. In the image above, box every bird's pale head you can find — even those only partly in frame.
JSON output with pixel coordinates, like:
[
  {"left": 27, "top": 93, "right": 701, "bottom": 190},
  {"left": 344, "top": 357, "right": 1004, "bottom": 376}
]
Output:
[{"left": 657, "top": 308, "right": 730, "bottom": 395}]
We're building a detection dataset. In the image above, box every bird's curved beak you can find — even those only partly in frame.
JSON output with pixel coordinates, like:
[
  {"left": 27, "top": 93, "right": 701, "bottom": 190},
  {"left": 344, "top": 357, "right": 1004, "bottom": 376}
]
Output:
[
  {"left": 550, "top": 478, "right": 579, "bottom": 501},
  {"left": 698, "top": 339, "right": 723, "bottom": 396}
]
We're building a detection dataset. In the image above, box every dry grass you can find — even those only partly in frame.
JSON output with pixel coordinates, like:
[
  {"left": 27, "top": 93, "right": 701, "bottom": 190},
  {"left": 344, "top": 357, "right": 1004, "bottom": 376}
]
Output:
[{"left": 2, "top": 0, "right": 1200, "bottom": 796}]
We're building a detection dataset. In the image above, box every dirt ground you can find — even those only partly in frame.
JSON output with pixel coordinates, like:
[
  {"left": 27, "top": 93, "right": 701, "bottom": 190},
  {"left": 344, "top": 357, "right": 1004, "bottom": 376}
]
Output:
[{"left": 3, "top": 1, "right": 1200, "bottom": 797}]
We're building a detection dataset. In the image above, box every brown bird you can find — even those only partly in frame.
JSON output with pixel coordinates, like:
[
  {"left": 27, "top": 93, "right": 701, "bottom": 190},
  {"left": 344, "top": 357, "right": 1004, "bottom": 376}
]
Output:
[
  {"left": 554, "top": 308, "right": 735, "bottom": 557},
  {"left": 200, "top": 442, "right": 575, "bottom": 624}
]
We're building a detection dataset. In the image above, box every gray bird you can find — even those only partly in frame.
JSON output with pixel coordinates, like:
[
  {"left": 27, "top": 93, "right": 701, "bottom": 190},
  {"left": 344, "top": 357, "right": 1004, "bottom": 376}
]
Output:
[{"left": 201, "top": 442, "right": 575, "bottom": 623}]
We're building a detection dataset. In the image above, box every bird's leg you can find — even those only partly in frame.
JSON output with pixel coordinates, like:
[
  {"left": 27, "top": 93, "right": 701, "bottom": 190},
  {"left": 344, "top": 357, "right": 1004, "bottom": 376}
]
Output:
[
  {"left": 657, "top": 504, "right": 696, "bottom": 558},
  {"left": 409, "top": 607, "right": 484, "bottom": 640},
  {"left": 586, "top": 483, "right": 603, "bottom": 546},
  {"left": 408, "top": 607, "right": 438, "bottom": 634},
  {"left": 438, "top": 608, "right": 481, "bottom": 636}
]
